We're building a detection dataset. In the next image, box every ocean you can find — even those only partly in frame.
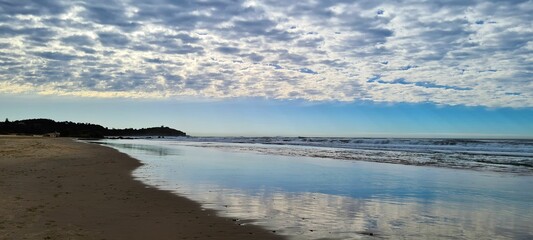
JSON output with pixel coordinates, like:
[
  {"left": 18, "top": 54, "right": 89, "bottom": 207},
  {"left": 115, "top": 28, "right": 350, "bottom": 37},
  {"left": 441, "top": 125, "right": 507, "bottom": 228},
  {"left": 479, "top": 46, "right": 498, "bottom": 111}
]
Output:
[{"left": 96, "top": 138, "right": 533, "bottom": 239}]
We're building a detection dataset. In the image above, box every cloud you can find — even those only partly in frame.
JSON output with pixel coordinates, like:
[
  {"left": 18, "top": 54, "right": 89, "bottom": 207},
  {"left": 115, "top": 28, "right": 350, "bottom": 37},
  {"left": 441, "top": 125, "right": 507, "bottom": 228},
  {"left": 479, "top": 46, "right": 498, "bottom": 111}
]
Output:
[
  {"left": 81, "top": 1, "right": 139, "bottom": 31},
  {"left": 367, "top": 76, "right": 472, "bottom": 91},
  {"left": 0, "top": 26, "right": 56, "bottom": 44},
  {"left": 165, "top": 44, "right": 204, "bottom": 55},
  {"left": 0, "top": 0, "right": 68, "bottom": 16},
  {"left": 175, "top": 33, "right": 200, "bottom": 44},
  {"left": 215, "top": 46, "right": 240, "bottom": 55},
  {"left": 0, "top": 0, "right": 531, "bottom": 107},
  {"left": 97, "top": 31, "right": 130, "bottom": 47},
  {"left": 243, "top": 53, "right": 265, "bottom": 62},
  {"left": 62, "top": 35, "right": 95, "bottom": 46},
  {"left": 33, "top": 51, "right": 77, "bottom": 61},
  {"left": 225, "top": 19, "right": 295, "bottom": 41},
  {"left": 269, "top": 64, "right": 283, "bottom": 70},
  {"left": 399, "top": 65, "right": 417, "bottom": 71},
  {"left": 299, "top": 68, "right": 318, "bottom": 75}
]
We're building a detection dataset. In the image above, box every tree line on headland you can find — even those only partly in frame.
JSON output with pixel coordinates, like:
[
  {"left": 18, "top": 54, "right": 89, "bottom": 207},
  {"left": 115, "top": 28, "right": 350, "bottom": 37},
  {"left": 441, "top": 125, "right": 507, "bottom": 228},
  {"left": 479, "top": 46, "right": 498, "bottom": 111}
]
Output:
[{"left": 0, "top": 118, "right": 187, "bottom": 138}]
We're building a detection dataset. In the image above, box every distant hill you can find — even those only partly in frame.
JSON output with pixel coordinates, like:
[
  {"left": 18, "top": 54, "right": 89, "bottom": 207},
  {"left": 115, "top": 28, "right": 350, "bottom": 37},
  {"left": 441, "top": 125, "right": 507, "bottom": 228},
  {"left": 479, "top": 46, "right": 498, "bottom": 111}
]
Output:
[
  {"left": 0, "top": 118, "right": 186, "bottom": 138},
  {"left": 106, "top": 126, "right": 186, "bottom": 137}
]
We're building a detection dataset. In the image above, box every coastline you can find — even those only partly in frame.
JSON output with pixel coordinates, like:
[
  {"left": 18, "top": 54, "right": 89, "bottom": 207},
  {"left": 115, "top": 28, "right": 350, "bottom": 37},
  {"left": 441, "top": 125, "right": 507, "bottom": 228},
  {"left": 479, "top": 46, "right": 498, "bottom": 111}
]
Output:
[{"left": 0, "top": 136, "right": 284, "bottom": 240}]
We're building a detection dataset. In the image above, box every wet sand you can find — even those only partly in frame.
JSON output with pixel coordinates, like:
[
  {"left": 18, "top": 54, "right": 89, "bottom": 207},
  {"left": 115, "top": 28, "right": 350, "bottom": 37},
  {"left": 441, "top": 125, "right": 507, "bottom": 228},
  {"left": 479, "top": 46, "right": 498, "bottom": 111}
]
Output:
[{"left": 0, "top": 136, "right": 284, "bottom": 240}]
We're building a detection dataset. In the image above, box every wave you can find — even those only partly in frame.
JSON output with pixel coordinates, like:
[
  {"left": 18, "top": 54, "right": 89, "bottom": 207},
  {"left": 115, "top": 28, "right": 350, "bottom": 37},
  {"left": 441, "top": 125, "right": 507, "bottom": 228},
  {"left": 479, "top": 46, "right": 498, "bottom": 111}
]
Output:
[
  {"left": 165, "top": 137, "right": 533, "bottom": 156},
  {"left": 151, "top": 137, "right": 533, "bottom": 174}
]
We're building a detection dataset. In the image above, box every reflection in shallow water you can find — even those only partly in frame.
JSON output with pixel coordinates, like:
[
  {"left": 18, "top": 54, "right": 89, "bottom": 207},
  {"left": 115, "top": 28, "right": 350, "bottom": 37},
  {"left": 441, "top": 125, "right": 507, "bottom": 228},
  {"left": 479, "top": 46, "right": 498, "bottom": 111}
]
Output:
[
  {"left": 99, "top": 142, "right": 182, "bottom": 156},
  {"left": 100, "top": 139, "right": 533, "bottom": 240}
]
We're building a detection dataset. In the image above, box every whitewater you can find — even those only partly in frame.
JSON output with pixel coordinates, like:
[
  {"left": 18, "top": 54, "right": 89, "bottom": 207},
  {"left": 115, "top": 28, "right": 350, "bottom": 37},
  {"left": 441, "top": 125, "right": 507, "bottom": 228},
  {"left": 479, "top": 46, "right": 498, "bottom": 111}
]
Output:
[{"left": 143, "top": 137, "right": 533, "bottom": 174}]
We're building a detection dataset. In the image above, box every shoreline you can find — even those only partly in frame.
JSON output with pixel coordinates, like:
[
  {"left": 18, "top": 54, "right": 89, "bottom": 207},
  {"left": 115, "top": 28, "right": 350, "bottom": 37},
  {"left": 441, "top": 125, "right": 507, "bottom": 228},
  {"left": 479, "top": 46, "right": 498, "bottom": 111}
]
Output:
[{"left": 0, "top": 136, "right": 284, "bottom": 239}]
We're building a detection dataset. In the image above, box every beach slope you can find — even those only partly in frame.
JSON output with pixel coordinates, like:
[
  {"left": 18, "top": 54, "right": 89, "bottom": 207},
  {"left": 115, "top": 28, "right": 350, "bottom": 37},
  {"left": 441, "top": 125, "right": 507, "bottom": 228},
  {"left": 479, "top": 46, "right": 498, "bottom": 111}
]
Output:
[{"left": 0, "top": 137, "right": 283, "bottom": 240}]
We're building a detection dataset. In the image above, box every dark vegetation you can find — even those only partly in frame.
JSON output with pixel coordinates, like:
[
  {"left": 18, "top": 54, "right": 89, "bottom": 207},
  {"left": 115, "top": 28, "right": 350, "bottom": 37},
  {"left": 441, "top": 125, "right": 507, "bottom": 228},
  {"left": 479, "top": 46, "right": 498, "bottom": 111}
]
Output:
[{"left": 0, "top": 118, "right": 186, "bottom": 138}]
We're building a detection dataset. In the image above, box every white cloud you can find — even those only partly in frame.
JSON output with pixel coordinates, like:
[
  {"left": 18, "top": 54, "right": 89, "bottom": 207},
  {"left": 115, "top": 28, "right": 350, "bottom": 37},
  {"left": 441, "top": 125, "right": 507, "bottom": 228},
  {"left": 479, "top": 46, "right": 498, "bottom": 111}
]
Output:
[{"left": 0, "top": 0, "right": 531, "bottom": 107}]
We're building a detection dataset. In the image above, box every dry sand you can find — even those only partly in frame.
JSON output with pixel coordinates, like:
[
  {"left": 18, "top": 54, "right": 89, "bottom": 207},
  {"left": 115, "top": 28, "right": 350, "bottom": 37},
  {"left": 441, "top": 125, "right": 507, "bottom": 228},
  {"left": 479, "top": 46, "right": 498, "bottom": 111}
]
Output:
[{"left": 0, "top": 136, "right": 284, "bottom": 240}]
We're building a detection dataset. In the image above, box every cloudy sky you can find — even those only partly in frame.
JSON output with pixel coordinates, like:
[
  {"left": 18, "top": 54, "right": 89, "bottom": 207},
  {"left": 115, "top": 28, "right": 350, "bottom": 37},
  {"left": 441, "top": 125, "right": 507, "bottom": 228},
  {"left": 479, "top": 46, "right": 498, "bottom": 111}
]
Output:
[{"left": 0, "top": 0, "right": 532, "bottom": 137}]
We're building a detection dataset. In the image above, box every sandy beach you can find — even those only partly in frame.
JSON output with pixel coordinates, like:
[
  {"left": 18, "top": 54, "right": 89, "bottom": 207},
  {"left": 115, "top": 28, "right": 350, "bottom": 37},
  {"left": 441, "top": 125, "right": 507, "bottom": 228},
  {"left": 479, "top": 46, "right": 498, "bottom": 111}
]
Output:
[{"left": 0, "top": 136, "right": 284, "bottom": 240}]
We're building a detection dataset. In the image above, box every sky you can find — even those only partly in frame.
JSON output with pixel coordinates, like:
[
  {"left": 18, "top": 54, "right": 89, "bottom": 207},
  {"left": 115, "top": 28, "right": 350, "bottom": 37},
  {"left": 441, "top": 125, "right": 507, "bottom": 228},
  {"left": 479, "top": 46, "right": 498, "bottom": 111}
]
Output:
[{"left": 0, "top": 0, "right": 532, "bottom": 137}]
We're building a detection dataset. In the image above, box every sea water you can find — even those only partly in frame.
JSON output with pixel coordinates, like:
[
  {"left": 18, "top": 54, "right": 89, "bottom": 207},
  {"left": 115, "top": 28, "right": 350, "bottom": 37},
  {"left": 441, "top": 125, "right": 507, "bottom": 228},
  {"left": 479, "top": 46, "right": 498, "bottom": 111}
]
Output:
[
  {"left": 97, "top": 139, "right": 533, "bottom": 239},
  {"left": 151, "top": 136, "right": 533, "bottom": 173}
]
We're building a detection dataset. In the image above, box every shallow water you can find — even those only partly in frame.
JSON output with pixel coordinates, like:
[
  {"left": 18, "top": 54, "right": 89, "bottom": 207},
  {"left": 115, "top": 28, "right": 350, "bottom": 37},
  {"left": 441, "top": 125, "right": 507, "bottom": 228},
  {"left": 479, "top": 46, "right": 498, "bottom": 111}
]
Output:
[{"left": 99, "top": 139, "right": 533, "bottom": 240}]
